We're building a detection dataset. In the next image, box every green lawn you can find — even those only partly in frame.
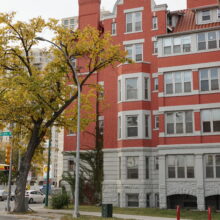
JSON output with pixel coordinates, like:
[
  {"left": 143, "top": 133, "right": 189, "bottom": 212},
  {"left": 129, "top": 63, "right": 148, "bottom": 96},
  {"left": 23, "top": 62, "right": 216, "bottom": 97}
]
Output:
[{"left": 61, "top": 205, "right": 220, "bottom": 220}]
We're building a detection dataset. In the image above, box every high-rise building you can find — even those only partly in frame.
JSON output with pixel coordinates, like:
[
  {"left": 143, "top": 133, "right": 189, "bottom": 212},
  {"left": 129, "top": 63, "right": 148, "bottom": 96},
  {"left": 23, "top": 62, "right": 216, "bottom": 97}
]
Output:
[{"left": 63, "top": 0, "right": 220, "bottom": 210}]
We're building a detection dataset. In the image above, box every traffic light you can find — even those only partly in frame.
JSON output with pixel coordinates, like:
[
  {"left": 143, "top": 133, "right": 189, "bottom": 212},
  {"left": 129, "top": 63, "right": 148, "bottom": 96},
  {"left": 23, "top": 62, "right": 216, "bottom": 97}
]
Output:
[{"left": 5, "top": 144, "right": 11, "bottom": 164}]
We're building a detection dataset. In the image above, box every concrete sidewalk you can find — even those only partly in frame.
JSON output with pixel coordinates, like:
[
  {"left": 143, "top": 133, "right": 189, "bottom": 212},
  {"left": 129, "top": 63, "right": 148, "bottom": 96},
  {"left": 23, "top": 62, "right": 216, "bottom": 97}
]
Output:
[
  {"left": 0, "top": 207, "right": 190, "bottom": 220},
  {"left": 34, "top": 207, "right": 189, "bottom": 220}
]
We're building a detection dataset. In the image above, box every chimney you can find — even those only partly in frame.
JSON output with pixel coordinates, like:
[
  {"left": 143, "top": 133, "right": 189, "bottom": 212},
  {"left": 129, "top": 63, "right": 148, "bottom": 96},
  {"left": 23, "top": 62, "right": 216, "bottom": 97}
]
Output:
[
  {"left": 78, "top": 0, "right": 101, "bottom": 29},
  {"left": 187, "top": 0, "right": 218, "bottom": 9}
]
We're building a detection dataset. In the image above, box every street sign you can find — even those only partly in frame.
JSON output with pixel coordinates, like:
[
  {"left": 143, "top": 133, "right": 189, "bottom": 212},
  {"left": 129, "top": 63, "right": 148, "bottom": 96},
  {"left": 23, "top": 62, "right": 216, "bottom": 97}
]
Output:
[{"left": 0, "top": 132, "right": 12, "bottom": 137}]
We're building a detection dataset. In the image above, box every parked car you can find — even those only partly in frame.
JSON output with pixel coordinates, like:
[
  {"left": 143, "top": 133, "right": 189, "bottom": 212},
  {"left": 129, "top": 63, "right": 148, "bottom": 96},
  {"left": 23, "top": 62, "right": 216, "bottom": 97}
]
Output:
[
  {"left": 0, "top": 190, "right": 7, "bottom": 201},
  {"left": 25, "top": 190, "right": 45, "bottom": 204}
]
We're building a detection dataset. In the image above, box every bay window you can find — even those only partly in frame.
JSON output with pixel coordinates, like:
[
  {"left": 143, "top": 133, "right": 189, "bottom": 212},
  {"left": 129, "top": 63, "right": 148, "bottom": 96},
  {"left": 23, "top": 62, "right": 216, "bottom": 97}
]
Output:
[
  {"left": 166, "top": 111, "right": 193, "bottom": 135},
  {"left": 126, "top": 78, "right": 138, "bottom": 100}
]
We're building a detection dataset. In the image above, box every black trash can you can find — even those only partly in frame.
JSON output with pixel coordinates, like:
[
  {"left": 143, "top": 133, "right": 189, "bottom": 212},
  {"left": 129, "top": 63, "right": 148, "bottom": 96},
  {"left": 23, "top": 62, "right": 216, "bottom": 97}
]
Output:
[{"left": 102, "top": 204, "right": 113, "bottom": 218}]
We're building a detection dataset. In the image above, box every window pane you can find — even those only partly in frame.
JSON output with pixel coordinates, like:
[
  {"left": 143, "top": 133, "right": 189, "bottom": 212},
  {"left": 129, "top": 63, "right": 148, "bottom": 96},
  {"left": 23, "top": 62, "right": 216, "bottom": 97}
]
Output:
[
  {"left": 206, "top": 167, "right": 214, "bottom": 178},
  {"left": 168, "top": 167, "right": 176, "bottom": 178},
  {"left": 182, "top": 37, "right": 191, "bottom": 52},
  {"left": 126, "top": 78, "right": 138, "bottom": 99},
  {"left": 126, "top": 13, "right": 132, "bottom": 32},
  {"left": 203, "top": 122, "right": 211, "bottom": 132},
  {"left": 144, "top": 78, "right": 149, "bottom": 99},
  {"left": 213, "top": 121, "right": 220, "bottom": 132},
  {"left": 211, "top": 68, "right": 219, "bottom": 90},
  {"left": 208, "top": 32, "right": 217, "bottom": 49},
  {"left": 145, "top": 115, "right": 149, "bottom": 137},
  {"left": 187, "top": 167, "right": 194, "bottom": 178},
  {"left": 176, "top": 112, "right": 183, "bottom": 134},
  {"left": 135, "top": 12, "right": 142, "bottom": 31},
  {"left": 178, "top": 167, "right": 185, "bottom": 178},
  {"left": 198, "top": 33, "right": 206, "bottom": 50},
  {"left": 174, "top": 73, "right": 182, "bottom": 93},
  {"left": 127, "top": 194, "right": 139, "bottom": 207},
  {"left": 127, "top": 116, "right": 138, "bottom": 137},
  {"left": 146, "top": 157, "right": 149, "bottom": 179},
  {"left": 173, "top": 38, "right": 181, "bottom": 53},
  {"left": 135, "top": 44, "right": 143, "bottom": 61}
]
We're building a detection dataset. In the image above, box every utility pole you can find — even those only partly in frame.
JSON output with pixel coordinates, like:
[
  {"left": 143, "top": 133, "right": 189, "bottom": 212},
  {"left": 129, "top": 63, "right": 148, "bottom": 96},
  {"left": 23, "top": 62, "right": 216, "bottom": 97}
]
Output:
[
  {"left": 45, "top": 130, "right": 52, "bottom": 207},
  {"left": 72, "top": 59, "right": 81, "bottom": 218}
]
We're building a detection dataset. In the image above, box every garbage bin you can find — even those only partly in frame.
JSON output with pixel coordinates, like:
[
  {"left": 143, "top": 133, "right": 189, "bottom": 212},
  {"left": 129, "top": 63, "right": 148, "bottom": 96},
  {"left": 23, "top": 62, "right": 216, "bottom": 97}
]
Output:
[{"left": 102, "top": 204, "right": 113, "bottom": 218}]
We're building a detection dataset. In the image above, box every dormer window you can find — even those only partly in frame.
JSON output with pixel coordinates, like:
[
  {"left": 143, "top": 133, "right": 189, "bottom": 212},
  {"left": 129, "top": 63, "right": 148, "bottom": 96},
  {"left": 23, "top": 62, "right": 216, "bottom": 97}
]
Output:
[{"left": 202, "top": 10, "right": 211, "bottom": 21}]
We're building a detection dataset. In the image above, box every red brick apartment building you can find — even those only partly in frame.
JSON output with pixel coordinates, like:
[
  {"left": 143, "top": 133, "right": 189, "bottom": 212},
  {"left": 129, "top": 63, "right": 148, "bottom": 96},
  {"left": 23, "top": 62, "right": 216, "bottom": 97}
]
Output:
[{"left": 63, "top": 0, "right": 220, "bottom": 210}]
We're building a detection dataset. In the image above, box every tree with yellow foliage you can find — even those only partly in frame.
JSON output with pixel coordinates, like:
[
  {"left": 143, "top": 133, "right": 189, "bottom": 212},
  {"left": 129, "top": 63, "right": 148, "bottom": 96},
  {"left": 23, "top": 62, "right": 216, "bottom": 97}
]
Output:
[{"left": 0, "top": 13, "right": 128, "bottom": 212}]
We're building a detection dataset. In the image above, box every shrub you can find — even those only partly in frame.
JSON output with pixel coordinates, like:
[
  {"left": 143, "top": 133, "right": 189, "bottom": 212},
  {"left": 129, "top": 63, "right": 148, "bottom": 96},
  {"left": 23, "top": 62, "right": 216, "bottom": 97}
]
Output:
[{"left": 51, "top": 192, "right": 70, "bottom": 209}]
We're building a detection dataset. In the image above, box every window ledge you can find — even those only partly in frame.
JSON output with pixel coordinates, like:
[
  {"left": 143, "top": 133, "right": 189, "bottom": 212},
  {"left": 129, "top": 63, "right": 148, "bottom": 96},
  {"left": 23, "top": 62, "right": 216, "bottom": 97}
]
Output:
[
  {"left": 152, "top": 28, "right": 158, "bottom": 31},
  {"left": 159, "top": 91, "right": 199, "bottom": 97},
  {"left": 205, "top": 179, "right": 220, "bottom": 181},
  {"left": 160, "top": 132, "right": 200, "bottom": 137},
  {"left": 124, "top": 30, "right": 143, "bottom": 35},
  {"left": 167, "top": 179, "right": 196, "bottom": 182},
  {"left": 201, "top": 132, "right": 220, "bottom": 136},
  {"left": 153, "top": 128, "right": 159, "bottom": 131},
  {"left": 200, "top": 90, "right": 220, "bottom": 95},
  {"left": 67, "top": 134, "right": 76, "bottom": 137},
  {"left": 152, "top": 90, "right": 158, "bottom": 93}
]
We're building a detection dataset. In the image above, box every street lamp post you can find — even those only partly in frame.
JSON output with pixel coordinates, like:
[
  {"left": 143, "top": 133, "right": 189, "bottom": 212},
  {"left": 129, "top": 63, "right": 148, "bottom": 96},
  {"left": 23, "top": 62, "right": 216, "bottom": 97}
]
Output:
[
  {"left": 35, "top": 37, "right": 81, "bottom": 217},
  {"left": 45, "top": 130, "right": 52, "bottom": 207}
]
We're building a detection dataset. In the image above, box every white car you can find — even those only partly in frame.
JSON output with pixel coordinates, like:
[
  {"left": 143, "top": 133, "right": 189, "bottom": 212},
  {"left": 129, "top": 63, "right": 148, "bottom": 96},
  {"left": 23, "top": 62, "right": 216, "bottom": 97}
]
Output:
[
  {"left": 0, "top": 190, "right": 7, "bottom": 201},
  {"left": 25, "top": 190, "right": 45, "bottom": 204}
]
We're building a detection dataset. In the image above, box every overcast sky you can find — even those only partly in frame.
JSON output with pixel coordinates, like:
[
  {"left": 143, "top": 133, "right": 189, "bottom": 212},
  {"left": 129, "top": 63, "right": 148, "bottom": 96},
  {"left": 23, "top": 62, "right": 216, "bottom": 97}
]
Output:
[{"left": 1, "top": 0, "right": 186, "bottom": 21}]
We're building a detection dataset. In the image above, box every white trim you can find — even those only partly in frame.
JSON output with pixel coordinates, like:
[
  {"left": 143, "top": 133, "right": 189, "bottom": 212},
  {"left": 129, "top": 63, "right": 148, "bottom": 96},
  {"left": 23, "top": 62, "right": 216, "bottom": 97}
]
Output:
[
  {"left": 159, "top": 131, "right": 201, "bottom": 138},
  {"left": 103, "top": 147, "right": 158, "bottom": 153},
  {"left": 152, "top": 73, "right": 158, "bottom": 78},
  {"left": 118, "top": 110, "right": 151, "bottom": 140},
  {"left": 123, "top": 39, "right": 145, "bottom": 45},
  {"left": 124, "top": 7, "right": 144, "bottom": 13},
  {"left": 159, "top": 103, "right": 220, "bottom": 112},
  {"left": 118, "top": 72, "right": 151, "bottom": 103},
  {"left": 153, "top": 110, "right": 159, "bottom": 115},
  {"left": 158, "top": 90, "right": 199, "bottom": 98},
  {"left": 158, "top": 61, "right": 220, "bottom": 73}
]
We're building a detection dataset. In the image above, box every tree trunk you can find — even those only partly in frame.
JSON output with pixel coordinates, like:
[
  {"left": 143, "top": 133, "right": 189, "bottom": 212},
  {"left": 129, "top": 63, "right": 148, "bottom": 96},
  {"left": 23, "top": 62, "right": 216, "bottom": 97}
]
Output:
[{"left": 13, "top": 124, "right": 42, "bottom": 212}]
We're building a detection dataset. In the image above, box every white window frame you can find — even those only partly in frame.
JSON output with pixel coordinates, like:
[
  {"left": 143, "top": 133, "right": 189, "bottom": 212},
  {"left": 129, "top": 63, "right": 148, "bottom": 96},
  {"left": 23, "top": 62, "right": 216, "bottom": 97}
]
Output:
[
  {"left": 125, "top": 44, "right": 143, "bottom": 62},
  {"left": 154, "top": 78, "right": 159, "bottom": 91},
  {"left": 127, "top": 156, "right": 139, "bottom": 179},
  {"left": 126, "top": 115, "right": 138, "bottom": 138},
  {"left": 201, "top": 109, "right": 220, "bottom": 134},
  {"left": 201, "top": 10, "right": 211, "bottom": 22},
  {"left": 205, "top": 154, "right": 220, "bottom": 179},
  {"left": 125, "top": 77, "right": 138, "bottom": 101},
  {"left": 197, "top": 31, "right": 220, "bottom": 51},
  {"left": 111, "top": 22, "right": 117, "bottom": 35},
  {"left": 118, "top": 110, "right": 151, "bottom": 140},
  {"left": 127, "top": 194, "right": 139, "bottom": 207},
  {"left": 154, "top": 115, "right": 159, "bottom": 129},
  {"left": 167, "top": 155, "right": 195, "bottom": 179},
  {"left": 125, "top": 11, "right": 142, "bottom": 33},
  {"left": 153, "top": 41, "right": 158, "bottom": 54},
  {"left": 199, "top": 67, "right": 220, "bottom": 92},
  {"left": 164, "top": 71, "right": 192, "bottom": 95},
  {"left": 165, "top": 111, "right": 194, "bottom": 136},
  {"left": 98, "top": 116, "right": 104, "bottom": 135},
  {"left": 118, "top": 73, "right": 151, "bottom": 103},
  {"left": 218, "top": 8, "right": 220, "bottom": 20},
  {"left": 152, "top": 16, "right": 158, "bottom": 30}
]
